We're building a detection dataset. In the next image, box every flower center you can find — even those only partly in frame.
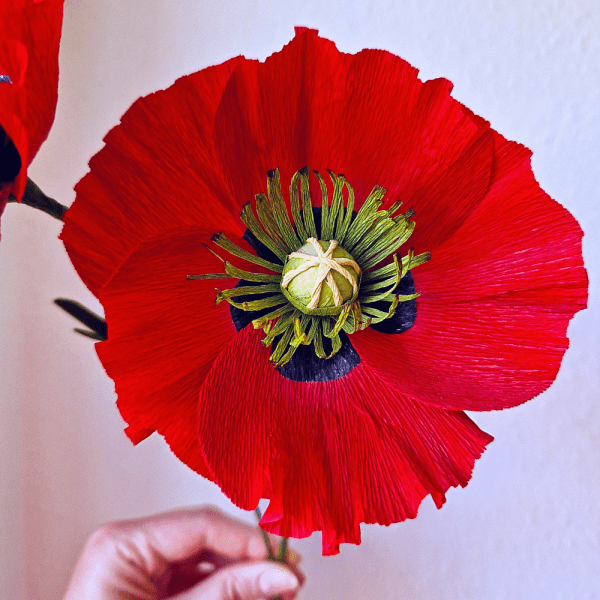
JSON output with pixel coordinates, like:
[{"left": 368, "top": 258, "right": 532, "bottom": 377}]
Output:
[
  {"left": 281, "top": 238, "right": 360, "bottom": 313},
  {"left": 188, "top": 167, "right": 430, "bottom": 368}
]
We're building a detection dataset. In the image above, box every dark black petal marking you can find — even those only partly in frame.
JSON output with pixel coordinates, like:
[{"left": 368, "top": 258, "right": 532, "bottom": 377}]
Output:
[
  {"left": 277, "top": 331, "right": 360, "bottom": 382},
  {"left": 0, "top": 75, "right": 12, "bottom": 84}
]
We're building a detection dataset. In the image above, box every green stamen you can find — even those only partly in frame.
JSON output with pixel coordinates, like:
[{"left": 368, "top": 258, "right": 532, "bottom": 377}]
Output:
[
  {"left": 224, "top": 263, "right": 281, "bottom": 283},
  {"left": 240, "top": 202, "right": 288, "bottom": 262},
  {"left": 270, "top": 324, "right": 295, "bottom": 365},
  {"left": 267, "top": 169, "right": 301, "bottom": 251},
  {"left": 335, "top": 175, "right": 355, "bottom": 246},
  {"left": 342, "top": 185, "right": 386, "bottom": 249},
  {"left": 289, "top": 171, "right": 308, "bottom": 242},
  {"left": 326, "top": 170, "right": 344, "bottom": 240},
  {"left": 255, "top": 193, "right": 287, "bottom": 253},
  {"left": 298, "top": 167, "right": 318, "bottom": 239},
  {"left": 314, "top": 170, "right": 330, "bottom": 239},
  {"left": 219, "top": 293, "right": 286, "bottom": 312},
  {"left": 262, "top": 311, "right": 298, "bottom": 346},
  {"left": 313, "top": 320, "right": 327, "bottom": 359},
  {"left": 216, "top": 283, "right": 282, "bottom": 301},
  {"left": 212, "top": 233, "right": 283, "bottom": 273},
  {"left": 252, "top": 304, "right": 295, "bottom": 331}
]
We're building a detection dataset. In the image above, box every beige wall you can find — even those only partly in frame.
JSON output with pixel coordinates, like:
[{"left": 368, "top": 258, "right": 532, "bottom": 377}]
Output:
[{"left": 1, "top": 1, "right": 599, "bottom": 598}]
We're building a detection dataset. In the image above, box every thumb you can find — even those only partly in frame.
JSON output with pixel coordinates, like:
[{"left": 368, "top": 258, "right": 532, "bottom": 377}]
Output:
[{"left": 173, "top": 560, "right": 300, "bottom": 600}]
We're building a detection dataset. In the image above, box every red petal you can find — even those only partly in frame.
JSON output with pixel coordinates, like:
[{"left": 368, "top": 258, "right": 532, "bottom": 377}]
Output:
[
  {"left": 213, "top": 30, "right": 489, "bottom": 248},
  {"left": 198, "top": 327, "right": 492, "bottom": 554},
  {"left": 212, "top": 30, "right": 342, "bottom": 209},
  {"left": 0, "top": 0, "right": 63, "bottom": 200},
  {"left": 61, "top": 57, "right": 245, "bottom": 296},
  {"left": 413, "top": 132, "right": 588, "bottom": 302},
  {"left": 96, "top": 227, "right": 242, "bottom": 479},
  {"left": 404, "top": 127, "right": 493, "bottom": 253},
  {"left": 307, "top": 54, "right": 491, "bottom": 248},
  {"left": 353, "top": 287, "right": 585, "bottom": 412}
]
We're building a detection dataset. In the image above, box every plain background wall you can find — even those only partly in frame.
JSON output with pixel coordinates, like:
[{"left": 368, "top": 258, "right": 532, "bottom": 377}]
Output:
[{"left": 1, "top": 0, "right": 599, "bottom": 598}]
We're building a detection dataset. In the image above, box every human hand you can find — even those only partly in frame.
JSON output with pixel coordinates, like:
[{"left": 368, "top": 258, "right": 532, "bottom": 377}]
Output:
[{"left": 63, "top": 506, "right": 302, "bottom": 600}]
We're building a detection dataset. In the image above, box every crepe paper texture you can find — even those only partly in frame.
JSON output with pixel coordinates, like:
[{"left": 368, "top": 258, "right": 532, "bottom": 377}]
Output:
[
  {"left": 0, "top": 0, "right": 64, "bottom": 228},
  {"left": 61, "top": 28, "right": 588, "bottom": 555}
]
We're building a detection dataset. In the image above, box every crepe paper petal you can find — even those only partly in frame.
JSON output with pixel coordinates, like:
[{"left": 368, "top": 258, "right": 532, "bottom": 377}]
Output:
[
  {"left": 61, "top": 56, "right": 247, "bottom": 296},
  {"left": 211, "top": 28, "right": 339, "bottom": 208},
  {"left": 412, "top": 132, "right": 588, "bottom": 303},
  {"left": 95, "top": 227, "right": 247, "bottom": 479},
  {"left": 352, "top": 288, "right": 586, "bottom": 412},
  {"left": 0, "top": 0, "right": 63, "bottom": 215},
  {"left": 198, "top": 327, "right": 492, "bottom": 554}
]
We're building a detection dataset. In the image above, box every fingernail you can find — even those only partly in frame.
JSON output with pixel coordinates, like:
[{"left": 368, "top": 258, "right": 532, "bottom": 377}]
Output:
[{"left": 259, "top": 566, "right": 299, "bottom": 595}]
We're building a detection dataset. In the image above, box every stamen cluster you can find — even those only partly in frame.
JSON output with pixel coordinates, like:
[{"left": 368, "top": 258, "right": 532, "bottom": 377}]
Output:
[{"left": 189, "top": 168, "right": 430, "bottom": 367}]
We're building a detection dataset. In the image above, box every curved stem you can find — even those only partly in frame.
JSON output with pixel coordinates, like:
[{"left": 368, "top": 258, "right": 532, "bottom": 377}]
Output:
[{"left": 8, "top": 177, "right": 68, "bottom": 221}]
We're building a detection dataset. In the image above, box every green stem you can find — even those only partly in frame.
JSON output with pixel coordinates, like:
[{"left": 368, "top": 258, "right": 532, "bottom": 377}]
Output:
[
  {"left": 8, "top": 177, "right": 68, "bottom": 221},
  {"left": 254, "top": 507, "right": 275, "bottom": 561},
  {"left": 254, "top": 506, "right": 290, "bottom": 600}
]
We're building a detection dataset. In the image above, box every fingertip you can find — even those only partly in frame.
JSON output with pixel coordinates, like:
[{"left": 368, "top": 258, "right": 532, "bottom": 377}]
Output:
[{"left": 258, "top": 564, "right": 300, "bottom": 596}]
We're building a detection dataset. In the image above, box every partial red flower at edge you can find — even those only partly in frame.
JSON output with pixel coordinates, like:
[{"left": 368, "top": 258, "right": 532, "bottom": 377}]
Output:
[
  {"left": 61, "top": 28, "right": 588, "bottom": 555},
  {"left": 0, "top": 0, "right": 64, "bottom": 226}
]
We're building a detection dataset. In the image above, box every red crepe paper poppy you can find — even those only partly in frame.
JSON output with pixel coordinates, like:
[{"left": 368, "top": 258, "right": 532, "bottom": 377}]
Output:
[
  {"left": 0, "top": 0, "right": 64, "bottom": 225},
  {"left": 61, "top": 28, "right": 588, "bottom": 555}
]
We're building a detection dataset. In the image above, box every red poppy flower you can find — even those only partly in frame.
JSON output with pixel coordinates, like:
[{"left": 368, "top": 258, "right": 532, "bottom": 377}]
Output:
[
  {"left": 61, "top": 28, "right": 587, "bottom": 555},
  {"left": 0, "top": 0, "right": 64, "bottom": 225}
]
